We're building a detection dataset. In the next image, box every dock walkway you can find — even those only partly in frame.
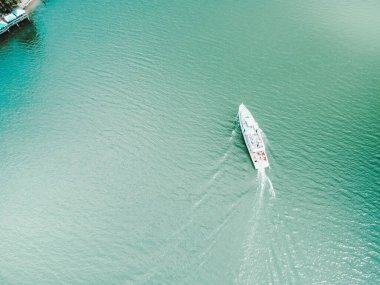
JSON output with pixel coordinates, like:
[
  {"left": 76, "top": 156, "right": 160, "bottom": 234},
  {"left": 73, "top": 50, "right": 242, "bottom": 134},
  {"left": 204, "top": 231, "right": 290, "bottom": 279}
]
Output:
[{"left": 0, "top": 5, "right": 30, "bottom": 36}]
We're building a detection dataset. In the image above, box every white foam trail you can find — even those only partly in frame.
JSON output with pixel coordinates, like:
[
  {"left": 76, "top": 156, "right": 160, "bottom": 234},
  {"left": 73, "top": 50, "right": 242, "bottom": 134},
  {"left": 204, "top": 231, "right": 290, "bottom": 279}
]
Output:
[
  {"left": 193, "top": 119, "right": 237, "bottom": 210},
  {"left": 235, "top": 179, "right": 264, "bottom": 284},
  {"left": 229, "top": 129, "right": 237, "bottom": 141},
  {"left": 258, "top": 168, "right": 275, "bottom": 197},
  {"left": 235, "top": 170, "right": 275, "bottom": 284},
  {"left": 267, "top": 175, "right": 274, "bottom": 196},
  {"left": 230, "top": 114, "right": 240, "bottom": 140},
  {"left": 219, "top": 147, "right": 232, "bottom": 164}
]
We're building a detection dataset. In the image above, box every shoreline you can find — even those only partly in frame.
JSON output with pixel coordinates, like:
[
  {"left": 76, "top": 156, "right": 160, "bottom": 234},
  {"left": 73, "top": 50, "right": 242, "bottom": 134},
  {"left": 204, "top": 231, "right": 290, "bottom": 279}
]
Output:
[{"left": 20, "top": 0, "right": 40, "bottom": 12}]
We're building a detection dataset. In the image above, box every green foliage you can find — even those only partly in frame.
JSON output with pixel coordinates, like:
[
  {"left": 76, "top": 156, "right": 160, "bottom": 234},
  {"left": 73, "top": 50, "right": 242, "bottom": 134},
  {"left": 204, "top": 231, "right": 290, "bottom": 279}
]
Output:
[{"left": 0, "top": 0, "right": 20, "bottom": 14}]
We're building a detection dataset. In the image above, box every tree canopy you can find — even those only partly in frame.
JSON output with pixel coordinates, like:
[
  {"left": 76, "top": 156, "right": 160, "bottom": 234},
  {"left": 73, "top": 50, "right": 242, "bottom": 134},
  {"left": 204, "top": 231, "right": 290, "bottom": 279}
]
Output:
[{"left": 0, "top": 0, "right": 20, "bottom": 14}]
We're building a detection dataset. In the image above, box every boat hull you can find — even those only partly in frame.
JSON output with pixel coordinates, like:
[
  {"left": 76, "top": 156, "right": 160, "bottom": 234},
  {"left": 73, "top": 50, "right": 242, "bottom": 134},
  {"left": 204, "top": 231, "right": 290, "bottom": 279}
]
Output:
[{"left": 239, "top": 104, "right": 269, "bottom": 169}]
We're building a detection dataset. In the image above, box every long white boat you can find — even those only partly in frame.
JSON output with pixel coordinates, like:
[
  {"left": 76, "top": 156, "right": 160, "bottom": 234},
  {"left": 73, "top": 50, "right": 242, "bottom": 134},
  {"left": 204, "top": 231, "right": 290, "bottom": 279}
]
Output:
[{"left": 238, "top": 103, "right": 269, "bottom": 169}]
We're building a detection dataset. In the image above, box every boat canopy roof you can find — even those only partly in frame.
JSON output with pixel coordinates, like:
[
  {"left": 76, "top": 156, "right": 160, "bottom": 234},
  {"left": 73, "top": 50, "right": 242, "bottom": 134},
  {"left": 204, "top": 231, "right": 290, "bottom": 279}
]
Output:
[
  {"left": 0, "top": 21, "right": 7, "bottom": 29},
  {"left": 13, "top": 8, "right": 26, "bottom": 17},
  {"left": 4, "top": 13, "right": 17, "bottom": 23}
]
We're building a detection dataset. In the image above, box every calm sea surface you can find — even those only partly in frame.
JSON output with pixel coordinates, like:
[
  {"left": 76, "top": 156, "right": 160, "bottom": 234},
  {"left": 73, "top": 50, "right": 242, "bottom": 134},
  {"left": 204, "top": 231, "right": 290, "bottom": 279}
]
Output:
[{"left": 1, "top": 0, "right": 379, "bottom": 284}]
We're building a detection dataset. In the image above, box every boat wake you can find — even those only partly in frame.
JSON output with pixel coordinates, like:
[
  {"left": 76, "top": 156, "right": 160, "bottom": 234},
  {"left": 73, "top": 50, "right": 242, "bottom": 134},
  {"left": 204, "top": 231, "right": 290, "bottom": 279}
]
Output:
[
  {"left": 257, "top": 168, "right": 275, "bottom": 197},
  {"left": 235, "top": 169, "right": 275, "bottom": 284},
  {"left": 193, "top": 120, "right": 239, "bottom": 210}
]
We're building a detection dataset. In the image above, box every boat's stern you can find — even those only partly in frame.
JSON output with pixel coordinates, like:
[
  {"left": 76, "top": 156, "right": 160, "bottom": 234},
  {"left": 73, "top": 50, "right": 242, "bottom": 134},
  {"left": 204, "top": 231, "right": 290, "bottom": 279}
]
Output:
[
  {"left": 251, "top": 150, "right": 270, "bottom": 169},
  {"left": 253, "top": 160, "right": 270, "bottom": 169}
]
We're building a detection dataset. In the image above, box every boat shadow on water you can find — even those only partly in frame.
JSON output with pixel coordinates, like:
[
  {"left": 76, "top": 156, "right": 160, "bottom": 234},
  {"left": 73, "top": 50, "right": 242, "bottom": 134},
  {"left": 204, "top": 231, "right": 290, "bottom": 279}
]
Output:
[{"left": 0, "top": 20, "right": 39, "bottom": 48}]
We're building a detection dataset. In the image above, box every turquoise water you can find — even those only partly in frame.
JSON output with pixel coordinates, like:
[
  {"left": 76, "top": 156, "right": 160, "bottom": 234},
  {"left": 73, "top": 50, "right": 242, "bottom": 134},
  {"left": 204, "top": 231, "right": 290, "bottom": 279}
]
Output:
[{"left": 1, "top": 0, "right": 380, "bottom": 284}]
